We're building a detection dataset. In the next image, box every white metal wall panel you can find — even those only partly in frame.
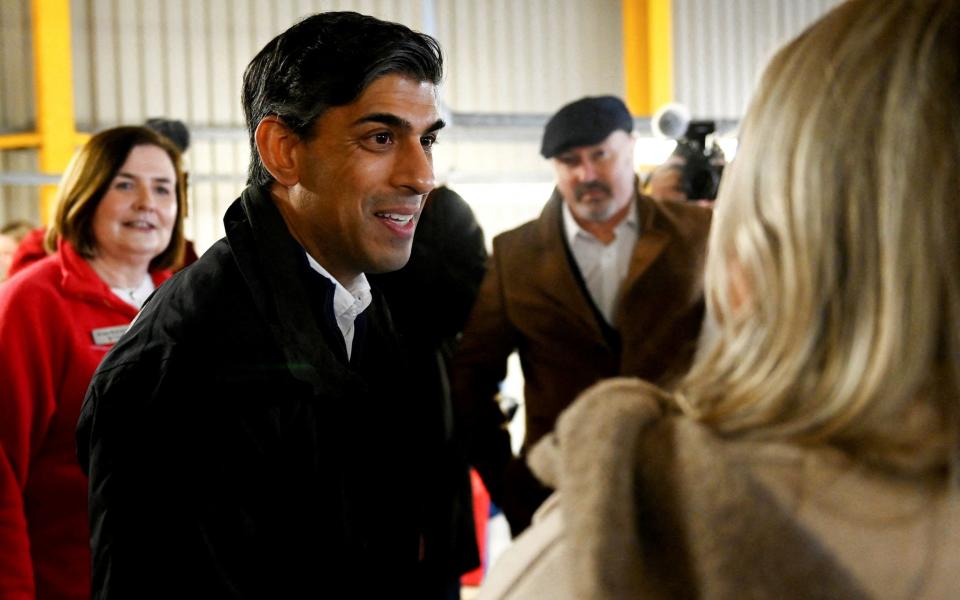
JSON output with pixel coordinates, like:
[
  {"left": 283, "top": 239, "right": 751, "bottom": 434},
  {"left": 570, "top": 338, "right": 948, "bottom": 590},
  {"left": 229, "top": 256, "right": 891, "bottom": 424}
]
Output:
[
  {"left": 70, "top": 0, "right": 427, "bottom": 129},
  {"left": 436, "top": 0, "right": 624, "bottom": 114},
  {"left": 2, "top": 0, "right": 621, "bottom": 246},
  {"left": 672, "top": 0, "right": 841, "bottom": 119},
  {"left": 0, "top": 150, "right": 40, "bottom": 226},
  {"left": 427, "top": 0, "right": 625, "bottom": 231},
  {"left": 0, "top": 0, "right": 34, "bottom": 130},
  {"left": 0, "top": 0, "right": 40, "bottom": 225},
  {"left": 2, "top": 1, "right": 851, "bottom": 249},
  {"left": 5, "top": 0, "right": 626, "bottom": 128}
]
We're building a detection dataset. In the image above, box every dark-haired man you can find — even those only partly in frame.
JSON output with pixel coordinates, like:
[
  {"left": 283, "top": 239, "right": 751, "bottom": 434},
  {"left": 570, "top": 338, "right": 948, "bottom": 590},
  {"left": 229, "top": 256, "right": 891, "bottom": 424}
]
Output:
[
  {"left": 453, "top": 96, "right": 712, "bottom": 534},
  {"left": 78, "top": 12, "right": 456, "bottom": 598}
]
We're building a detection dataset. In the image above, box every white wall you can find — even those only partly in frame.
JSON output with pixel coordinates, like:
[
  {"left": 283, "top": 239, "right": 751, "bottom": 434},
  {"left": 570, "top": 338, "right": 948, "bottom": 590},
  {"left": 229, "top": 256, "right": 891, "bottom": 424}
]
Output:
[
  {"left": 0, "top": 0, "right": 39, "bottom": 225},
  {"left": 672, "top": 0, "right": 840, "bottom": 118},
  {"left": 1, "top": 0, "right": 841, "bottom": 250}
]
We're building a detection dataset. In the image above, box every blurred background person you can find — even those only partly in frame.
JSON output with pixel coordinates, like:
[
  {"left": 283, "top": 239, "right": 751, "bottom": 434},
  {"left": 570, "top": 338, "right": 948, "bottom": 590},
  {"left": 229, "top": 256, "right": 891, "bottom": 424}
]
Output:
[
  {"left": 0, "top": 126, "right": 185, "bottom": 599},
  {"left": 479, "top": 0, "right": 960, "bottom": 597},
  {"left": 369, "top": 185, "right": 487, "bottom": 599},
  {"left": 0, "top": 220, "right": 34, "bottom": 282},
  {"left": 643, "top": 139, "right": 724, "bottom": 205},
  {"left": 453, "top": 95, "right": 711, "bottom": 536},
  {"left": 5, "top": 118, "right": 194, "bottom": 280},
  {"left": 642, "top": 155, "right": 686, "bottom": 203}
]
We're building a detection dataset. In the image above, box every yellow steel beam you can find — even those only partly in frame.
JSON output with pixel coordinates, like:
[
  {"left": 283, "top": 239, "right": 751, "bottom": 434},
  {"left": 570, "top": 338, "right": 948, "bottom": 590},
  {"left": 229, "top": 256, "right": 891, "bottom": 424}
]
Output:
[
  {"left": 622, "top": 0, "right": 674, "bottom": 116},
  {"left": 0, "top": 133, "right": 89, "bottom": 151},
  {"left": 31, "top": 0, "right": 79, "bottom": 224},
  {"left": 0, "top": 133, "right": 43, "bottom": 150}
]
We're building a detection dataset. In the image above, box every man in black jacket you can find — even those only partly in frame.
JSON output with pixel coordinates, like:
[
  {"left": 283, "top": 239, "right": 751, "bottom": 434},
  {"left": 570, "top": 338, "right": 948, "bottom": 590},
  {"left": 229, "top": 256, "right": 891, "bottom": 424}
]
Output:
[{"left": 77, "top": 12, "right": 448, "bottom": 598}]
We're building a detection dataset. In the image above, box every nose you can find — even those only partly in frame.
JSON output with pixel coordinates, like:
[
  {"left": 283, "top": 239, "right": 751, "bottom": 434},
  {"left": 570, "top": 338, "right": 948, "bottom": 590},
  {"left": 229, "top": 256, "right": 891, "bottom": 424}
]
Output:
[
  {"left": 133, "top": 182, "right": 157, "bottom": 210},
  {"left": 393, "top": 139, "right": 435, "bottom": 196},
  {"left": 573, "top": 159, "right": 597, "bottom": 182}
]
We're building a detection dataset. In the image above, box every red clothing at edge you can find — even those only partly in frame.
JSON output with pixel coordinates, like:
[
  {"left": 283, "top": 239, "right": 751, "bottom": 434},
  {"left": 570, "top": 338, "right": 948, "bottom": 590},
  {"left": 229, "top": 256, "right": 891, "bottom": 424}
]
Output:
[
  {"left": 0, "top": 241, "right": 169, "bottom": 600},
  {"left": 7, "top": 227, "right": 48, "bottom": 280}
]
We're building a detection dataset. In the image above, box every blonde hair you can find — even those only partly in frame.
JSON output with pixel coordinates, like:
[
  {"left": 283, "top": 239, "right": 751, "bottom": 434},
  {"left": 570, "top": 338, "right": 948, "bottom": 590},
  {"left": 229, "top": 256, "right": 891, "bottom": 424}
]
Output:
[
  {"left": 678, "top": 0, "right": 960, "bottom": 470},
  {"left": 46, "top": 126, "right": 187, "bottom": 271}
]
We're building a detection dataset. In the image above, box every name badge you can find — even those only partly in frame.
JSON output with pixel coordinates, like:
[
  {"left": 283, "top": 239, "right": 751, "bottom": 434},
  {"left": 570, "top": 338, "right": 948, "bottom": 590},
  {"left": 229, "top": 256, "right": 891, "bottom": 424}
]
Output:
[{"left": 91, "top": 325, "right": 128, "bottom": 346}]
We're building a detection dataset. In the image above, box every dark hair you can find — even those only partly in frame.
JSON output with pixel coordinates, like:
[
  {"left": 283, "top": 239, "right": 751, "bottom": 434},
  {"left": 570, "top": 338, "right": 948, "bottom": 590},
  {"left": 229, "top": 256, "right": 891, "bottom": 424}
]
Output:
[
  {"left": 144, "top": 118, "right": 191, "bottom": 152},
  {"left": 46, "top": 126, "right": 187, "bottom": 271},
  {"left": 242, "top": 11, "right": 444, "bottom": 188}
]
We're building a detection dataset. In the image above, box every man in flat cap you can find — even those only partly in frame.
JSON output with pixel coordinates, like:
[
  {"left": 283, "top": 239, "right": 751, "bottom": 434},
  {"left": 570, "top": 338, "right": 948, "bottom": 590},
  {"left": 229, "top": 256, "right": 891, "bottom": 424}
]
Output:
[{"left": 452, "top": 95, "right": 712, "bottom": 534}]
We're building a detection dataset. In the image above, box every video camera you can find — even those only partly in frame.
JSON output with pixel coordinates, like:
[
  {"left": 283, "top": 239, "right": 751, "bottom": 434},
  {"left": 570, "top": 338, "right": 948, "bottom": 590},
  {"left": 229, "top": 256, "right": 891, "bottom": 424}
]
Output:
[{"left": 652, "top": 104, "right": 726, "bottom": 201}]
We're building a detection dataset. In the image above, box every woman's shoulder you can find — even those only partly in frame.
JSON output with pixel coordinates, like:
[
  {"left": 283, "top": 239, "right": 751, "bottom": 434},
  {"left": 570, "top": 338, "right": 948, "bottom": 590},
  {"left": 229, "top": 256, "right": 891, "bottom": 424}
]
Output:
[
  {"left": 527, "top": 377, "right": 687, "bottom": 501},
  {"left": 535, "top": 377, "right": 960, "bottom": 599},
  {"left": 0, "top": 255, "right": 74, "bottom": 358},
  {"left": 0, "top": 253, "right": 65, "bottom": 310},
  {"left": 562, "top": 376, "right": 673, "bottom": 425},
  {"left": 549, "top": 376, "right": 803, "bottom": 470},
  {"left": 548, "top": 377, "right": 829, "bottom": 505},
  {"left": 538, "top": 378, "right": 685, "bottom": 470}
]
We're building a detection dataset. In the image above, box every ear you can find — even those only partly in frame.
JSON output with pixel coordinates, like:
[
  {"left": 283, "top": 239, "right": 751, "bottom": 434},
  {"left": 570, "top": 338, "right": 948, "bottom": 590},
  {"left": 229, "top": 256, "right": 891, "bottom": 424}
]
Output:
[{"left": 255, "top": 116, "right": 301, "bottom": 187}]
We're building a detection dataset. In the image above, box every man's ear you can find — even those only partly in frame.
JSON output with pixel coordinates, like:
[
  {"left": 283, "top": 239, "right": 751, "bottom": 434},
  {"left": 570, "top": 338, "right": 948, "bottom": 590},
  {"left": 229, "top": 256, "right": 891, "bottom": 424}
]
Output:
[{"left": 255, "top": 116, "right": 301, "bottom": 187}]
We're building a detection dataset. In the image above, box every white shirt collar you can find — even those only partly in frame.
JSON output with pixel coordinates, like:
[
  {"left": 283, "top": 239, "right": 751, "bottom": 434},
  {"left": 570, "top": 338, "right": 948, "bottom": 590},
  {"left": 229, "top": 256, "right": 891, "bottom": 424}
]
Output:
[
  {"left": 110, "top": 274, "right": 156, "bottom": 309},
  {"left": 560, "top": 196, "right": 640, "bottom": 324},
  {"left": 305, "top": 252, "right": 372, "bottom": 359}
]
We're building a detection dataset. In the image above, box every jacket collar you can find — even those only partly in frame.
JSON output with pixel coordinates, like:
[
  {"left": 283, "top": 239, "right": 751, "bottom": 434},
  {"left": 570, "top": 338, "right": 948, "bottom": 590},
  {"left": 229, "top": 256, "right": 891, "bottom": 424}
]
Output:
[
  {"left": 533, "top": 181, "right": 670, "bottom": 335},
  {"left": 224, "top": 184, "right": 358, "bottom": 396},
  {"left": 621, "top": 191, "right": 670, "bottom": 302},
  {"left": 57, "top": 238, "right": 166, "bottom": 318}
]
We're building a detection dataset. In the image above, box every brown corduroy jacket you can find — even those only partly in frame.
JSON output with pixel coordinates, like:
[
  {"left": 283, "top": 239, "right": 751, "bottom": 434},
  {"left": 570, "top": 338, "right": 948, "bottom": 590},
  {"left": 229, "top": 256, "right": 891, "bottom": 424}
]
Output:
[{"left": 452, "top": 187, "right": 711, "bottom": 531}]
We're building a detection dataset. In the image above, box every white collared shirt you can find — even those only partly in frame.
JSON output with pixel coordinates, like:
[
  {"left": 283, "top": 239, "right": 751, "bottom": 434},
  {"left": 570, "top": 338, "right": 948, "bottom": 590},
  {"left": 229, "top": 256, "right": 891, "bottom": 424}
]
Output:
[
  {"left": 562, "top": 199, "right": 639, "bottom": 324},
  {"left": 110, "top": 275, "right": 156, "bottom": 309},
  {"left": 305, "top": 252, "right": 372, "bottom": 360}
]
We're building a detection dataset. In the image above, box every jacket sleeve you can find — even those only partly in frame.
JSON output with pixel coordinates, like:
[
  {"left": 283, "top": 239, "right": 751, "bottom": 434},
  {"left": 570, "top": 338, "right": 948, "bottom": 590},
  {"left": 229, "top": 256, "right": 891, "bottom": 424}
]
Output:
[
  {"left": 450, "top": 242, "right": 520, "bottom": 511},
  {"left": 0, "top": 284, "right": 62, "bottom": 600}
]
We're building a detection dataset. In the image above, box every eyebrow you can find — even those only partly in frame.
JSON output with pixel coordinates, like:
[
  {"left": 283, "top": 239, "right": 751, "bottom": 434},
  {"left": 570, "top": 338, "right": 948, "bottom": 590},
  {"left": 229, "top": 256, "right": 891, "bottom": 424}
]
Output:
[
  {"left": 116, "top": 171, "right": 174, "bottom": 183},
  {"left": 353, "top": 113, "right": 446, "bottom": 134}
]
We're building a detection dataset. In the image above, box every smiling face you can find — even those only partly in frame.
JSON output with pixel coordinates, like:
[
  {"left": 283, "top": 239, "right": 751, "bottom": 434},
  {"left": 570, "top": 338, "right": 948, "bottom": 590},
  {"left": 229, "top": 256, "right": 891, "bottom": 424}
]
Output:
[
  {"left": 552, "top": 130, "right": 637, "bottom": 227},
  {"left": 91, "top": 144, "right": 178, "bottom": 267},
  {"left": 276, "top": 73, "right": 443, "bottom": 285}
]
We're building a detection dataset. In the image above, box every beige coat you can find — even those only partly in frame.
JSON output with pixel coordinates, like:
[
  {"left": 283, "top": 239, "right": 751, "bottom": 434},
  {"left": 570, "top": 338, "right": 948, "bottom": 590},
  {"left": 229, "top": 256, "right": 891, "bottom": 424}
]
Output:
[{"left": 479, "top": 378, "right": 960, "bottom": 599}]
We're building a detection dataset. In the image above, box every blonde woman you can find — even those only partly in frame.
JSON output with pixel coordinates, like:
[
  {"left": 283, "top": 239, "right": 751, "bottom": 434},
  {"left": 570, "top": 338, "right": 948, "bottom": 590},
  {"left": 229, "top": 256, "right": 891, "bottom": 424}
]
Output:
[
  {"left": 0, "top": 126, "right": 185, "bottom": 599},
  {"left": 480, "top": 0, "right": 960, "bottom": 598}
]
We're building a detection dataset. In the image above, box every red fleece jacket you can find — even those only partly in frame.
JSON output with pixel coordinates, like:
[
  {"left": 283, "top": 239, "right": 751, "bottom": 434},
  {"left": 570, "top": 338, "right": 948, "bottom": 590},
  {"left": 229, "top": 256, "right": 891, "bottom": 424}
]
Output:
[{"left": 0, "top": 241, "right": 169, "bottom": 600}]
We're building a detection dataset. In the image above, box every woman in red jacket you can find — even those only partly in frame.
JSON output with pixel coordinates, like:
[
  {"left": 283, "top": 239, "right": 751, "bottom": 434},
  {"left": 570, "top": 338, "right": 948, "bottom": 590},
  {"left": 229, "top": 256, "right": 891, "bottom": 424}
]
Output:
[{"left": 0, "top": 126, "right": 186, "bottom": 599}]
